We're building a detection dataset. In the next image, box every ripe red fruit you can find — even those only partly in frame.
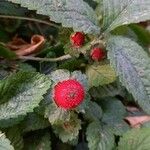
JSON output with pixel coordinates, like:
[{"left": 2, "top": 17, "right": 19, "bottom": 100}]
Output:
[
  {"left": 70, "top": 32, "right": 85, "bottom": 47},
  {"left": 90, "top": 47, "right": 105, "bottom": 61},
  {"left": 53, "top": 79, "right": 85, "bottom": 109}
]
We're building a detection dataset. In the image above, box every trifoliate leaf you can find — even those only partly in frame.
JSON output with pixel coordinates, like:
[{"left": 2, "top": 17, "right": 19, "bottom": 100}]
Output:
[
  {"left": 5, "top": 127, "right": 23, "bottom": 150},
  {"left": 7, "top": 0, "right": 100, "bottom": 34},
  {"left": 102, "top": 0, "right": 150, "bottom": 32},
  {"left": 21, "top": 113, "right": 50, "bottom": 133},
  {"left": 86, "top": 121, "right": 115, "bottom": 150},
  {"left": 45, "top": 103, "right": 71, "bottom": 125},
  {"left": 0, "top": 71, "right": 51, "bottom": 127},
  {"left": 118, "top": 128, "right": 150, "bottom": 150},
  {"left": 107, "top": 36, "right": 150, "bottom": 114},
  {"left": 86, "top": 64, "right": 116, "bottom": 88},
  {"left": 0, "top": 131, "right": 14, "bottom": 150},
  {"left": 53, "top": 113, "right": 81, "bottom": 143}
]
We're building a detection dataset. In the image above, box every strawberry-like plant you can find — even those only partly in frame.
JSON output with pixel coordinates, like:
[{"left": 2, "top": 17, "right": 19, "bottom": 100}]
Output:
[{"left": 0, "top": 0, "right": 150, "bottom": 150}]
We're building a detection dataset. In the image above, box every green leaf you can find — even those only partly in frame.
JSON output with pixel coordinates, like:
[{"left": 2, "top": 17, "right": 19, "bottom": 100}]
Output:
[
  {"left": 36, "top": 133, "right": 51, "bottom": 150},
  {"left": 17, "top": 63, "right": 36, "bottom": 72},
  {"left": 21, "top": 113, "right": 50, "bottom": 132},
  {"left": 0, "top": 131, "right": 14, "bottom": 150},
  {"left": 59, "top": 58, "right": 85, "bottom": 72},
  {"left": 0, "top": 1, "right": 28, "bottom": 16},
  {"left": 86, "top": 121, "right": 115, "bottom": 150},
  {"left": 53, "top": 113, "right": 81, "bottom": 143},
  {"left": 0, "top": 71, "right": 51, "bottom": 127},
  {"left": 100, "top": 98, "right": 129, "bottom": 135},
  {"left": 101, "top": 98, "right": 126, "bottom": 123},
  {"left": 5, "top": 127, "right": 24, "bottom": 150},
  {"left": 45, "top": 103, "right": 71, "bottom": 125},
  {"left": 86, "top": 64, "right": 116, "bottom": 88},
  {"left": 129, "top": 24, "right": 150, "bottom": 47},
  {"left": 8, "top": 0, "right": 100, "bottom": 34},
  {"left": 0, "top": 44, "right": 16, "bottom": 59},
  {"left": 102, "top": 0, "right": 150, "bottom": 32},
  {"left": 50, "top": 69, "right": 70, "bottom": 84},
  {"left": 118, "top": 128, "right": 150, "bottom": 150},
  {"left": 107, "top": 36, "right": 150, "bottom": 114},
  {"left": 90, "top": 82, "right": 125, "bottom": 99},
  {"left": 85, "top": 101, "right": 103, "bottom": 121},
  {"left": 24, "top": 133, "right": 51, "bottom": 150}
]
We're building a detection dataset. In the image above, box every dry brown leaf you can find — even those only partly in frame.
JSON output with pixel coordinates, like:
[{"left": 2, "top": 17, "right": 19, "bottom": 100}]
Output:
[
  {"left": 7, "top": 35, "right": 45, "bottom": 56},
  {"left": 125, "top": 116, "right": 150, "bottom": 128}
]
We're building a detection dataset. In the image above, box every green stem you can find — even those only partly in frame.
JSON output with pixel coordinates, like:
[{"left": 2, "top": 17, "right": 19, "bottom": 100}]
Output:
[
  {"left": 79, "top": 39, "right": 105, "bottom": 54},
  {"left": 18, "top": 54, "right": 72, "bottom": 62}
]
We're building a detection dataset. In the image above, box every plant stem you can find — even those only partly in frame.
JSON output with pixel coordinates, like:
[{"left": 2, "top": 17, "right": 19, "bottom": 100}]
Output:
[
  {"left": 18, "top": 54, "right": 72, "bottom": 62},
  {"left": 0, "top": 15, "right": 60, "bottom": 28}
]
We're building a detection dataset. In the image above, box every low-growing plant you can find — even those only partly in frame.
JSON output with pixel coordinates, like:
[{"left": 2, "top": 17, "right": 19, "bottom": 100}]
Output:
[{"left": 0, "top": 0, "right": 150, "bottom": 150}]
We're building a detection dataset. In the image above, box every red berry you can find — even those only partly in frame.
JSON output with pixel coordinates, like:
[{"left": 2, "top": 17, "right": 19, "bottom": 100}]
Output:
[
  {"left": 53, "top": 79, "right": 85, "bottom": 109},
  {"left": 90, "top": 48, "right": 105, "bottom": 61},
  {"left": 70, "top": 32, "right": 85, "bottom": 47}
]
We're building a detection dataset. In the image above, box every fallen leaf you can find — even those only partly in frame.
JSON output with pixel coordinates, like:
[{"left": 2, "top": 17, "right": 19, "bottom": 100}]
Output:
[
  {"left": 7, "top": 35, "right": 45, "bottom": 56},
  {"left": 125, "top": 116, "right": 150, "bottom": 128}
]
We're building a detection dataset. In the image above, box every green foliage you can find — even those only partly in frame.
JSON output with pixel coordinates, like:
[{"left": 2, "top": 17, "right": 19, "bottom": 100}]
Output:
[
  {"left": 107, "top": 36, "right": 150, "bottom": 114},
  {"left": 53, "top": 113, "right": 81, "bottom": 143},
  {"left": 24, "top": 133, "right": 51, "bottom": 150},
  {"left": 21, "top": 113, "right": 50, "bottom": 132},
  {"left": 0, "top": 1, "right": 28, "bottom": 15},
  {"left": 0, "top": 44, "right": 16, "bottom": 59},
  {"left": 100, "top": 98, "right": 129, "bottom": 135},
  {"left": 90, "top": 82, "right": 125, "bottom": 99},
  {"left": 129, "top": 24, "right": 150, "bottom": 47},
  {"left": 7, "top": 0, "right": 100, "bottom": 34},
  {"left": 0, "top": 0, "right": 150, "bottom": 149},
  {"left": 4, "top": 127, "right": 23, "bottom": 150},
  {"left": 85, "top": 101, "right": 103, "bottom": 121},
  {"left": 118, "top": 128, "right": 150, "bottom": 150},
  {"left": 0, "top": 131, "right": 14, "bottom": 150},
  {"left": 86, "top": 64, "right": 116, "bottom": 87},
  {"left": 102, "top": 0, "right": 150, "bottom": 32},
  {"left": 0, "top": 71, "right": 51, "bottom": 127},
  {"left": 86, "top": 121, "right": 115, "bottom": 150},
  {"left": 45, "top": 103, "right": 71, "bottom": 125}
]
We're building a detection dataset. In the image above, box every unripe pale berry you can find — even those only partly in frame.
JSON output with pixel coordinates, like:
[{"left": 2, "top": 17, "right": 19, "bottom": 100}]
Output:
[
  {"left": 90, "top": 47, "right": 105, "bottom": 61},
  {"left": 70, "top": 32, "right": 85, "bottom": 48},
  {"left": 53, "top": 79, "right": 85, "bottom": 109}
]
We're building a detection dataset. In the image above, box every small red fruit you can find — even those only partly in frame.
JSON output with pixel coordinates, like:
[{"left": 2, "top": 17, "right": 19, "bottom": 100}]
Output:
[
  {"left": 70, "top": 32, "right": 85, "bottom": 47},
  {"left": 90, "top": 47, "right": 105, "bottom": 61},
  {"left": 53, "top": 79, "right": 85, "bottom": 109}
]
